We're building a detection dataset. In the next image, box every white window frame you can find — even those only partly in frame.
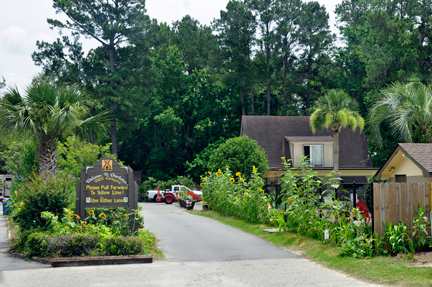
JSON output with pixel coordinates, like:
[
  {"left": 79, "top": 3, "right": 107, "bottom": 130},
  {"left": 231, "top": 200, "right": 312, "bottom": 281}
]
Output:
[{"left": 303, "top": 144, "right": 324, "bottom": 167}]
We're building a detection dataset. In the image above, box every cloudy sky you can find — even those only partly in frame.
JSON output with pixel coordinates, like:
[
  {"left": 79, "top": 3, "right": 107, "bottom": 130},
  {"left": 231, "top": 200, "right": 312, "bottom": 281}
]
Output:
[{"left": 0, "top": 0, "right": 341, "bottom": 92}]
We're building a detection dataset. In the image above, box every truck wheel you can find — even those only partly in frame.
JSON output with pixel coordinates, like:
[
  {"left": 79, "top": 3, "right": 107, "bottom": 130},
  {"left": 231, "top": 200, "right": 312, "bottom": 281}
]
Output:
[
  {"left": 153, "top": 195, "right": 157, "bottom": 201},
  {"left": 165, "top": 196, "right": 174, "bottom": 204}
]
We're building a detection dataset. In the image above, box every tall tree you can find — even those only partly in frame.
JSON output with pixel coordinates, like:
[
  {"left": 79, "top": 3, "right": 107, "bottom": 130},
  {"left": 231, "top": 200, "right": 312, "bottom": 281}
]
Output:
[
  {"left": 47, "top": 0, "right": 148, "bottom": 155},
  {"left": 172, "top": 15, "right": 219, "bottom": 76},
  {"left": 0, "top": 75, "right": 110, "bottom": 176},
  {"left": 297, "top": 1, "right": 334, "bottom": 114},
  {"left": 246, "top": 0, "right": 277, "bottom": 115},
  {"left": 310, "top": 89, "right": 364, "bottom": 173},
  {"left": 273, "top": 0, "right": 301, "bottom": 114},
  {"left": 214, "top": 0, "right": 256, "bottom": 115}
]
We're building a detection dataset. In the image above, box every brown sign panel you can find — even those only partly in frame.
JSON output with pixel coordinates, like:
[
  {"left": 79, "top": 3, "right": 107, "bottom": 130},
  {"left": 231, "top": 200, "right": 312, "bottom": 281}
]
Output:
[
  {"left": 83, "top": 157, "right": 129, "bottom": 207},
  {"left": 76, "top": 157, "right": 138, "bottom": 227}
]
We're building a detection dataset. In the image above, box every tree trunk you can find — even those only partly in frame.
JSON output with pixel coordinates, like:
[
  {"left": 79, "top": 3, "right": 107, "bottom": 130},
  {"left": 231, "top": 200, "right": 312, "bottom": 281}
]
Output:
[
  {"left": 239, "top": 83, "right": 246, "bottom": 115},
  {"left": 333, "top": 126, "right": 340, "bottom": 174},
  {"left": 89, "top": 128, "right": 94, "bottom": 145},
  {"left": 267, "top": 79, "right": 271, "bottom": 115},
  {"left": 250, "top": 84, "right": 255, "bottom": 114},
  {"left": 37, "top": 139, "right": 58, "bottom": 177},
  {"left": 109, "top": 43, "right": 118, "bottom": 155}
]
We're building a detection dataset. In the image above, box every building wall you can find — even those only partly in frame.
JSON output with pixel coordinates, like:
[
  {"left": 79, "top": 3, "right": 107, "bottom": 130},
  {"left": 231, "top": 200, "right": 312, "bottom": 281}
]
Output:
[
  {"left": 389, "top": 176, "right": 432, "bottom": 183},
  {"left": 380, "top": 150, "right": 424, "bottom": 180}
]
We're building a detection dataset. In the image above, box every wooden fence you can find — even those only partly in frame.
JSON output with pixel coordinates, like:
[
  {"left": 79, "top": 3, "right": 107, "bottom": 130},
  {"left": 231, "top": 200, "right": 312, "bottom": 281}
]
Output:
[{"left": 373, "top": 182, "right": 431, "bottom": 238}]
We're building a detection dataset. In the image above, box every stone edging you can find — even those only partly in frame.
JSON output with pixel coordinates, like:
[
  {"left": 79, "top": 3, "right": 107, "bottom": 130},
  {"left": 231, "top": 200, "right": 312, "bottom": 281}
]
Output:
[
  {"left": 51, "top": 255, "right": 153, "bottom": 267},
  {"left": 9, "top": 252, "right": 152, "bottom": 267}
]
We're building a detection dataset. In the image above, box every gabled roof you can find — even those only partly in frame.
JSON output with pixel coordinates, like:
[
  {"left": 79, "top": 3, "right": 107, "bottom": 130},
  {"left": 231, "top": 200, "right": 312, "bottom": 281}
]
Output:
[
  {"left": 240, "top": 115, "right": 374, "bottom": 170},
  {"left": 376, "top": 143, "right": 432, "bottom": 179}
]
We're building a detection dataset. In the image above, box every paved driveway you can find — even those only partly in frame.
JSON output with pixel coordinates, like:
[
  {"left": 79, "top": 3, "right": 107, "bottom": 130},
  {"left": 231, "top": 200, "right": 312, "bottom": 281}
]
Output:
[{"left": 141, "top": 202, "right": 298, "bottom": 262}]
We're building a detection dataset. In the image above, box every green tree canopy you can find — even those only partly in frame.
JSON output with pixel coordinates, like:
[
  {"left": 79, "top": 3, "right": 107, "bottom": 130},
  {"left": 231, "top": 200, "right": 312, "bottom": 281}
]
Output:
[{"left": 207, "top": 135, "right": 269, "bottom": 178}]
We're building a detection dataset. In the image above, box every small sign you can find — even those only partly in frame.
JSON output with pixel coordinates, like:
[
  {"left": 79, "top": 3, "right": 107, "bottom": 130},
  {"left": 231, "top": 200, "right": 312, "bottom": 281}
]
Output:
[
  {"left": 86, "top": 197, "right": 91, "bottom": 203},
  {"left": 102, "top": 159, "right": 113, "bottom": 171},
  {"left": 324, "top": 229, "right": 329, "bottom": 240}
]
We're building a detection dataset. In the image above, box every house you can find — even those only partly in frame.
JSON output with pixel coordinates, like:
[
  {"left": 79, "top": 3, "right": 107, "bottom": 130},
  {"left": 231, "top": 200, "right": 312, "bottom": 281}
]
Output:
[
  {"left": 375, "top": 143, "right": 432, "bottom": 182},
  {"left": 240, "top": 116, "right": 378, "bottom": 195}
]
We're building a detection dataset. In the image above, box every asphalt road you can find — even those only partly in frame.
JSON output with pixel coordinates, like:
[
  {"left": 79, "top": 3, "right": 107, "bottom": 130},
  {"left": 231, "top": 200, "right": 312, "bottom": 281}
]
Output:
[{"left": 141, "top": 202, "right": 298, "bottom": 261}]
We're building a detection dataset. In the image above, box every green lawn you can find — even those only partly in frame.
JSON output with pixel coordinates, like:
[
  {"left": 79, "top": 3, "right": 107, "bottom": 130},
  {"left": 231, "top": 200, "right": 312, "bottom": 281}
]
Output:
[{"left": 191, "top": 210, "right": 432, "bottom": 287}]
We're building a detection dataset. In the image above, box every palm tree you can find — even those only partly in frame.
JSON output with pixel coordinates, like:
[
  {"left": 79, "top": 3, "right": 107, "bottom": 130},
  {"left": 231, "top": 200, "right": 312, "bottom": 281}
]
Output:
[
  {"left": 0, "top": 75, "right": 110, "bottom": 176},
  {"left": 310, "top": 89, "right": 365, "bottom": 173},
  {"left": 369, "top": 81, "right": 432, "bottom": 146}
]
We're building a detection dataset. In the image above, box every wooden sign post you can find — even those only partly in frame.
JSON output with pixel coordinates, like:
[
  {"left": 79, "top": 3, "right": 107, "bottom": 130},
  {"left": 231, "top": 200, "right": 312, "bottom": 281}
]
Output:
[{"left": 76, "top": 157, "right": 138, "bottom": 229}]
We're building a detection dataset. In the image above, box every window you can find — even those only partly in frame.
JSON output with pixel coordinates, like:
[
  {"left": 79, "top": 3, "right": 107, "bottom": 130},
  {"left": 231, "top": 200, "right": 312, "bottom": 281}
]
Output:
[{"left": 304, "top": 145, "right": 323, "bottom": 167}]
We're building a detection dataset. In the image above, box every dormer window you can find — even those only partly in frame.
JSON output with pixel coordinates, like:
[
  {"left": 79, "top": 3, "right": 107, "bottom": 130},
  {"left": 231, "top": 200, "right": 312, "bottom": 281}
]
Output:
[{"left": 304, "top": 145, "right": 323, "bottom": 167}]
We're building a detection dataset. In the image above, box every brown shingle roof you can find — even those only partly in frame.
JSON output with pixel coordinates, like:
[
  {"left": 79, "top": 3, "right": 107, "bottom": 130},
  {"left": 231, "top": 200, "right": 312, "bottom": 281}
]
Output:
[
  {"left": 399, "top": 143, "right": 432, "bottom": 175},
  {"left": 240, "top": 115, "right": 374, "bottom": 170}
]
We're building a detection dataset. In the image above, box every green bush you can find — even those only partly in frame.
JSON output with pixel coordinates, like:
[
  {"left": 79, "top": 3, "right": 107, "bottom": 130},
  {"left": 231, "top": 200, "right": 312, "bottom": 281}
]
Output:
[
  {"left": 207, "top": 135, "right": 269, "bottom": 178},
  {"left": 47, "top": 234, "right": 99, "bottom": 257},
  {"left": 25, "top": 232, "right": 49, "bottom": 257},
  {"left": 103, "top": 236, "right": 143, "bottom": 255},
  {"left": 12, "top": 174, "right": 75, "bottom": 231}
]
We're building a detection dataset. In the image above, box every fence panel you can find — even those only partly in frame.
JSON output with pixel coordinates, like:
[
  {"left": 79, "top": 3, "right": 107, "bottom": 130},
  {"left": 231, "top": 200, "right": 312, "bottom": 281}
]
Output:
[{"left": 373, "top": 182, "right": 431, "bottom": 238}]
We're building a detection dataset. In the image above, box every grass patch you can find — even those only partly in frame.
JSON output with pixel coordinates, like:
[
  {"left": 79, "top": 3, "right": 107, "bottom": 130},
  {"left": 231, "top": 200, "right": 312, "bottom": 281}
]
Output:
[{"left": 191, "top": 210, "right": 432, "bottom": 287}]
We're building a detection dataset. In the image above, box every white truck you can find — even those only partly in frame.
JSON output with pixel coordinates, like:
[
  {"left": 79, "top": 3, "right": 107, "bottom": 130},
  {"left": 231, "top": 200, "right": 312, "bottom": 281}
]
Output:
[{"left": 146, "top": 185, "right": 202, "bottom": 203}]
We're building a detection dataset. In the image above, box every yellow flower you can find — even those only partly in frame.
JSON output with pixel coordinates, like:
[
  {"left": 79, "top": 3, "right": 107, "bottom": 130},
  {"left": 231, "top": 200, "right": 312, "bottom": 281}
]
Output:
[
  {"left": 20, "top": 201, "right": 24, "bottom": 207},
  {"left": 124, "top": 214, "right": 128, "bottom": 217},
  {"left": 240, "top": 178, "right": 244, "bottom": 182},
  {"left": 260, "top": 189, "right": 264, "bottom": 193},
  {"left": 244, "top": 192, "right": 246, "bottom": 196},
  {"left": 76, "top": 215, "right": 81, "bottom": 220},
  {"left": 208, "top": 171, "right": 211, "bottom": 175},
  {"left": 65, "top": 226, "right": 68, "bottom": 229},
  {"left": 69, "top": 210, "right": 74, "bottom": 215},
  {"left": 286, "top": 198, "right": 292, "bottom": 204},
  {"left": 200, "top": 184, "right": 203, "bottom": 187},
  {"left": 89, "top": 210, "right": 95, "bottom": 215},
  {"left": 204, "top": 178, "right": 207, "bottom": 182},
  {"left": 200, "top": 175, "right": 203, "bottom": 179},
  {"left": 99, "top": 213, "right": 107, "bottom": 219},
  {"left": 253, "top": 165, "right": 256, "bottom": 173},
  {"left": 235, "top": 196, "right": 238, "bottom": 199},
  {"left": 218, "top": 169, "right": 222, "bottom": 173},
  {"left": 236, "top": 172, "right": 241, "bottom": 177},
  {"left": 230, "top": 178, "right": 235, "bottom": 183},
  {"left": 14, "top": 204, "right": 18, "bottom": 207}
]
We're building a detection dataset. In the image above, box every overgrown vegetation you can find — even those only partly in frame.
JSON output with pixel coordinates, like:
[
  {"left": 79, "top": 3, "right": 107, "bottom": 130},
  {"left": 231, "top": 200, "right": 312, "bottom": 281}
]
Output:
[
  {"left": 193, "top": 211, "right": 432, "bottom": 287},
  {"left": 201, "top": 156, "right": 432, "bottom": 259}
]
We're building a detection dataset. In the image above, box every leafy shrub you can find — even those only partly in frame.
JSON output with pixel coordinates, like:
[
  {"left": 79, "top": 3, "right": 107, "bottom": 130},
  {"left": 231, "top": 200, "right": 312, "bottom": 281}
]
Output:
[
  {"left": 25, "top": 232, "right": 49, "bottom": 256},
  {"left": 185, "top": 140, "right": 225, "bottom": 182},
  {"left": 207, "top": 135, "right": 269, "bottom": 178},
  {"left": 103, "top": 236, "right": 143, "bottom": 255},
  {"left": 47, "top": 234, "right": 99, "bottom": 257},
  {"left": 12, "top": 173, "right": 75, "bottom": 230}
]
